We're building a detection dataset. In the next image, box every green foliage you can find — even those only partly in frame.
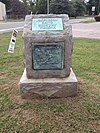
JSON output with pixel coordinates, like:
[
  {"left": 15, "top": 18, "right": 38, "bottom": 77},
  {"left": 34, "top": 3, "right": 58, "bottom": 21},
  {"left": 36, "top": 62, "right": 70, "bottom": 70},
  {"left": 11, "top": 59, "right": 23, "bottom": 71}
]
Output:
[
  {"left": 0, "top": 0, "right": 29, "bottom": 18},
  {"left": 50, "top": 0, "right": 69, "bottom": 14},
  {"left": 21, "top": 0, "right": 86, "bottom": 17},
  {"left": 50, "top": 0, "right": 86, "bottom": 18},
  {"left": 10, "top": 0, "right": 28, "bottom": 18},
  {"left": 21, "top": 0, "right": 36, "bottom": 13},
  {"left": 21, "top": 0, "right": 48, "bottom": 14},
  {"left": 2, "top": 0, "right": 97, "bottom": 17},
  {"left": 73, "top": 0, "right": 86, "bottom": 17},
  {"left": 1, "top": 0, "right": 99, "bottom": 17},
  {"left": 35, "top": 0, "right": 47, "bottom": 14}
]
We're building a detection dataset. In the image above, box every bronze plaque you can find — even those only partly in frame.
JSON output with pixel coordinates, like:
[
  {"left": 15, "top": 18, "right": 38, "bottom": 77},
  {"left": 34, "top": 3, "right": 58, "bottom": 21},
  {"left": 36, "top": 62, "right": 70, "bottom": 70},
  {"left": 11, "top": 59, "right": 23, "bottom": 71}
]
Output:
[{"left": 32, "top": 42, "right": 64, "bottom": 70}]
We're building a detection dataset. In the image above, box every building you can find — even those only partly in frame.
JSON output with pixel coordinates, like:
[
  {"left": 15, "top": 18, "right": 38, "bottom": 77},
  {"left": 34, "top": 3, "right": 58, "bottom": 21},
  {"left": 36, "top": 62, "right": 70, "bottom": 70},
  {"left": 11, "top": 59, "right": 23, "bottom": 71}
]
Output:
[{"left": 0, "top": 2, "right": 6, "bottom": 20}]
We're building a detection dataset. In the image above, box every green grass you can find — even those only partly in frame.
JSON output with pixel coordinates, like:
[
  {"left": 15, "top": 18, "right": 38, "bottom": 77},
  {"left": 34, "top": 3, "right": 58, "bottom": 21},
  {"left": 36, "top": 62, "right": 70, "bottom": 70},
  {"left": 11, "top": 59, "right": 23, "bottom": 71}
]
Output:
[
  {"left": 0, "top": 19, "right": 24, "bottom": 23},
  {"left": 0, "top": 32, "right": 100, "bottom": 133},
  {"left": 7, "top": 19, "right": 24, "bottom": 22},
  {"left": 82, "top": 20, "right": 96, "bottom": 23},
  {"left": 70, "top": 16, "right": 91, "bottom": 19}
]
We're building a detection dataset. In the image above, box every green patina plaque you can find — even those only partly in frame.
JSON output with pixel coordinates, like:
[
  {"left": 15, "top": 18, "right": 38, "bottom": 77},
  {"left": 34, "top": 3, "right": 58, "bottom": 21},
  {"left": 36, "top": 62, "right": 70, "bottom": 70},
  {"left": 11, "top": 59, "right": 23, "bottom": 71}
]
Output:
[
  {"left": 32, "top": 18, "right": 63, "bottom": 31},
  {"left": 32, "top": 42, "right": 64, "bottom": 70}
]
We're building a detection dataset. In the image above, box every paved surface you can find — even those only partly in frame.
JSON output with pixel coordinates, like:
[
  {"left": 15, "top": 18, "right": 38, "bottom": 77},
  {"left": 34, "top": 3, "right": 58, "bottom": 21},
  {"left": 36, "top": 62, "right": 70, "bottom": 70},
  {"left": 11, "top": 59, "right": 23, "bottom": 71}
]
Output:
[
  {"left": 0, "top": 22, "right": 24, "bottom": 33},
  {"left": 0, "top": 17, "right": 92, "bottom": 32},
  {"left": 69, "top": 17, "right": 92, "bottom": 24},
  {"left": 0, "top": 18, "right": 100, "bottom": 39},
  {"left": 72, "top": 22, "right": 100, "bottom": 39}
]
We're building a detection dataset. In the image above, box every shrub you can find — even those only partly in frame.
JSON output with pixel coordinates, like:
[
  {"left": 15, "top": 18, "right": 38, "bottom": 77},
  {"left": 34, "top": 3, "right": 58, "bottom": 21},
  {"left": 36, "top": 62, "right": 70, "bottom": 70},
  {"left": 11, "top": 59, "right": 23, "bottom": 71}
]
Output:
[{"left": 94, "top": 15, "right": 100, "bottom": 22}]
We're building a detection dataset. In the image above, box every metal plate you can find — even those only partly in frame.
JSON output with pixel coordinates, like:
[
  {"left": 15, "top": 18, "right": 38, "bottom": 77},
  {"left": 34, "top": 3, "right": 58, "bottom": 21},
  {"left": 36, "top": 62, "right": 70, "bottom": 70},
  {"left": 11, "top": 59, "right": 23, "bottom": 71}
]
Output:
[
  {"left": 32, "top": 18, "right": 63, "bottom": 31},
  {"left": 32, "top": 42, "right": 64, "bottom": 70}
]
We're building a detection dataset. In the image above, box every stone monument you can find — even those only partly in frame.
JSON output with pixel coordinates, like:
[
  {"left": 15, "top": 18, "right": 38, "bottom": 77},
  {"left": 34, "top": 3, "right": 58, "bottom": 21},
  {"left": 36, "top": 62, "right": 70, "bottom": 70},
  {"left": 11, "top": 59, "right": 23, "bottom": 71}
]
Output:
[{"left": 19, "top": 14, "right": 77, "bottom": 99}]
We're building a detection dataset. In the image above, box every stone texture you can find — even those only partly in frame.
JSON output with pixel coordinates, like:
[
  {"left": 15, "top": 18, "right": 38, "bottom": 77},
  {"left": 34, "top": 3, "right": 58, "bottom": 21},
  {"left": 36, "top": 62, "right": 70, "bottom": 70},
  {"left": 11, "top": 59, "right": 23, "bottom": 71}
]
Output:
[
  {"left": 23, "top": 14, "right": 73, "bottom": 79},
  {"left": 19, "top": 68, "right": 77, "bottom": 99}
]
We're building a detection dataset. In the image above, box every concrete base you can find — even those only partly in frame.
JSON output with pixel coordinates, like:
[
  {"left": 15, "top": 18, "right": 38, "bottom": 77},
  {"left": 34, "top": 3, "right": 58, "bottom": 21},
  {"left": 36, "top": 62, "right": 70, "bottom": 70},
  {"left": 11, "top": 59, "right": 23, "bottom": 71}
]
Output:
[{"left": 19, "top": 68, "right": 78, "bottom": 99}]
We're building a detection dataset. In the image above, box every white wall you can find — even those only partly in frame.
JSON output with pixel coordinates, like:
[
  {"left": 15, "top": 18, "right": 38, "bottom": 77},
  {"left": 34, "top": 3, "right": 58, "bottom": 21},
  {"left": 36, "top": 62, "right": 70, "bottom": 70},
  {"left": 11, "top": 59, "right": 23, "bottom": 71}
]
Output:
[{"left": 0, "top": 2, "right": 6, "bottom": 20}]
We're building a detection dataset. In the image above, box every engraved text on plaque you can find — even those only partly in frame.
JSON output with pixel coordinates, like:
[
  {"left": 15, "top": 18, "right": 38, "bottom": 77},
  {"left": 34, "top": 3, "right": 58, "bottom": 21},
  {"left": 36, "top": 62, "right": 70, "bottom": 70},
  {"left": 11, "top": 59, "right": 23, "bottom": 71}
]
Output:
[
  {"left": 32, "top": 18, "right": 63, "bottom": 31},
  {"left": 32, "top": 42, "right": 64, "bottom": 70}
]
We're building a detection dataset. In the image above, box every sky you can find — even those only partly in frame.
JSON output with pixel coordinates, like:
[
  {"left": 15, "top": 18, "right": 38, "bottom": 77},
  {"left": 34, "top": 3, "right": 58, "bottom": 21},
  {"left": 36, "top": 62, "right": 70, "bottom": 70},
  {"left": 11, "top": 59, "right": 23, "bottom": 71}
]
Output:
[{"left": 85, "top": 0, "right": 89, "bottom": 2}]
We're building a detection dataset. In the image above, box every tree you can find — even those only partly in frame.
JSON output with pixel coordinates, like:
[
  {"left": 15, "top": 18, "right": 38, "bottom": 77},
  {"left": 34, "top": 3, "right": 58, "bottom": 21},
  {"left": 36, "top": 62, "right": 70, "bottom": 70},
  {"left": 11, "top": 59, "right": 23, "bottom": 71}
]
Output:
[
  {"left": 8, "top": 0, "right": 28, "bottom": 18},
  {"left": 50, "top": 0, "right": 69, "bottom": 14},
  {"left": 73, "top": 0, "right": 86, "bottom": 18},
  {"left": 35, "top": 0, "right": 47, "bottom": 14},
  {"left": 68, "top": 1, "right": 76, "bottom": 17},
  {"left": 21, "top": 0, "right": 36, "bottom": 13},
  {"left": 50, "top": 0, "right": 86, "bottom": 18},
  {"left": 21, "top": 0, "right": 47, "bottom": 14}
]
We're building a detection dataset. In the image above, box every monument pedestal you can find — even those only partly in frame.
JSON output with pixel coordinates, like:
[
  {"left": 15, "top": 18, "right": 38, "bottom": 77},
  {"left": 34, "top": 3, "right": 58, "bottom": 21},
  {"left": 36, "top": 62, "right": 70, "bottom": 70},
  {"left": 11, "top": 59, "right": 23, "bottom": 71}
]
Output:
[
  {"left": 19, "top": 14, "right": 78, "bottom": 99},
  {"left": 19, "top": 68, "right": 77, "bottom": 99}
]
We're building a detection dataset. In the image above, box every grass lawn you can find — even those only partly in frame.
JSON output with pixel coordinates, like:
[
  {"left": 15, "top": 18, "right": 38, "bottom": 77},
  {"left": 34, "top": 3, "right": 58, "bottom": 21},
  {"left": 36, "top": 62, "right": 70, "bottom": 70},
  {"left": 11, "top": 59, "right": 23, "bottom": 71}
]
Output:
[
  {"left": 70, "top": 16, "right": 91, "bottom": 19},
  {"left": 82, "top": 20, "right": 96, "bottom": 23},
  {"left": 0, "top": 19, "right": 24, "bottom": 23},
  {"left": 0, "top": 32, "right": 100, "bottom": 133}
]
